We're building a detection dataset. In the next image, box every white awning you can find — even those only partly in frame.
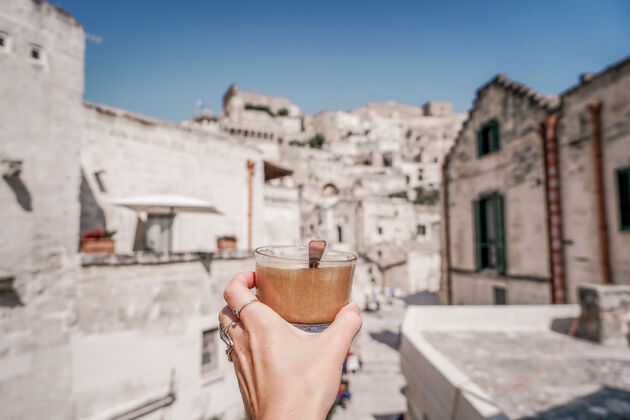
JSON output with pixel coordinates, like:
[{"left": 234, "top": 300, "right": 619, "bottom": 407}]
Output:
[{"left": 109, "top": 194, "right": 222, "bottom": 214}]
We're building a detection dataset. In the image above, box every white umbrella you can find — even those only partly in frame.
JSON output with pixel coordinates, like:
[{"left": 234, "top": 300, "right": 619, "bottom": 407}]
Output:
[{"left": 109, "top": 194, "right": 222, "bottom": 214}]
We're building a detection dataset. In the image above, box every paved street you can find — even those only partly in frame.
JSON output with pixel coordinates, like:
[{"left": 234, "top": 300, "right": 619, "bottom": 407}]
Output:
[{"left": 332, "top": 300, "right": 407, "bottom": 420}]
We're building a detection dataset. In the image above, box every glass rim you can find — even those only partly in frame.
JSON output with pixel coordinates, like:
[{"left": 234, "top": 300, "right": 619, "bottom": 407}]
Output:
[{"left": 254, "top": 245, "right": 357, "bottom": 263}]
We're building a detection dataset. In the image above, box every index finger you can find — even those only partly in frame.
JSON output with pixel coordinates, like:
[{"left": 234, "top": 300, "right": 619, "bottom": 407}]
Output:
[{"left": 223, "top": 271, "right": 263, "bottom": 323}]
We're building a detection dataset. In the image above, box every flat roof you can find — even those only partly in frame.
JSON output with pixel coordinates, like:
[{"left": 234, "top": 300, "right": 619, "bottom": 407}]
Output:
[
  {"left": 422, "top": 330, "right": 630, "bottom": 419},
  {"left": 402, "top": 306, "right": 630, "bottom": 419}
]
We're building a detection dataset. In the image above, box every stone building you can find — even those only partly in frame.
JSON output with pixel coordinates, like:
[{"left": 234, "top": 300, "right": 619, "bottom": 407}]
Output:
[
  {"left": 556, "top": 57, "right": 630, "bottom": 302},
  {"left": 82, "top": 102, "right": 266, "bottom": 253},
  {"left": 0, "top": 2, "right": 85, "bottom": 418},
  {"left": 443, "top": 75, "right": 558, "bottom": 305},
  {"left": 442, "top": 56, "right": 630, "bottom": 305},
  {"left": 303, "top": 195, "right": 442, "bottom": 294},
  {"left": 219, "top": 82, "right": 303, "bottom": 144},
  {"left": 1, "top": 1, "right": 288, "bottom": 419}
]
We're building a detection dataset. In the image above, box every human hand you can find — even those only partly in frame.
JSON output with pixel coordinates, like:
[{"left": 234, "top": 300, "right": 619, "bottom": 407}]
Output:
[{"left": 218, "top": 272, "right": 362, "bottom": 420}]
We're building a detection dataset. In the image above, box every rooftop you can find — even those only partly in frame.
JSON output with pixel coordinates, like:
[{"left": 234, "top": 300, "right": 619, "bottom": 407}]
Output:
[
  {"left": 423, "top": 330, "right": 630, "bottom": 419},
  {"left": 401, "top": 305, "right": 630, "bottom": 420}
]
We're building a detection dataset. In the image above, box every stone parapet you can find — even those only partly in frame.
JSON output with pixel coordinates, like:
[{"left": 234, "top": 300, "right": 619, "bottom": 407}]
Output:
[
  {"left": 577, "top": 283, "right": 630, "bottom": 346},
  {"left": 81, "top": 250, "right": 253, "bottom": 267}
]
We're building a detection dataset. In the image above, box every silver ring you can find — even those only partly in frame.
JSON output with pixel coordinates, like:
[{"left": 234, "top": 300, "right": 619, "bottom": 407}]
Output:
[
  {"left": 219, "top": 321, "right": 237, "bottom": 362},
  {"left": 232, "top": 298, "right": 259, "bottom": 318}
]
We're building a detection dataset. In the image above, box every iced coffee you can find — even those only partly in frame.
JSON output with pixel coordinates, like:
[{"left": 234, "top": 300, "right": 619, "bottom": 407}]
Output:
[{"left": 254, "top": 245, "right": 356, "bottom": 331}]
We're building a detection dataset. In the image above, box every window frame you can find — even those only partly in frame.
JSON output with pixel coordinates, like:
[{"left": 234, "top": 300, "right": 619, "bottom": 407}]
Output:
[
  {"left": 473, "top": 192, "right": 506, "bottom": 274},
  {"left": 477, "top": 119, "right": 500, "bottom": 157},
  {"left": 201, "top": 327, "right": 220, "bottom": 375},
  {"left": 30, "top": 44, "right": 42, "bottom": 60},
  {"left": 144, "top": 213, "right": 174, "bottom": 252},
  {"left": 617, "top": 167, "right": 630, "bottom": 231},
  {"left": 0, "top": 31, "right": 11, "bottom": 53},
  {"left": 493, "top": 286, "right": 507, "bottom": 305},
  {"left": 417, "top": 224, "right": 426, "bottom": 235}
]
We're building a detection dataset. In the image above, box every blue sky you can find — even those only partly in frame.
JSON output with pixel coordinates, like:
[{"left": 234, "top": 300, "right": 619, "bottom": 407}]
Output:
[{"left": 57, "top": 0, "right": 630, "bottom": 122}]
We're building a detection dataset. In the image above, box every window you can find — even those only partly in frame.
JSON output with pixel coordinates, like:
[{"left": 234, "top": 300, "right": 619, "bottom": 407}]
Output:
[
  {"left": 337, "top": 225, "right": 343, "bottom": 243},
  {"left": 0, "top": 32, "right": 11, "bottom": 53},
  {"left": 618, "top": 167, "right": 630, "bottom": 231},
  {"left": 30, "top": 44, "right": 42, "bottom": 60},
  {"left": 377, "top": 226, "right": 383, "bottom": 235},
  {"left": 493, "top": 286, "right": 507, "bottom": 305},
  {"left": 201, "top": 328, "right": 219, "bottom": 373},
  {"left": 417, "top": 224, "right": 426, "bottom": 235},
  {"left": 473, "top": 193, "right": 506, "bottom": 273},
  {"left": 383, "top": 152, "right": 393, "bottom": 167},
  {"left": 145, "top": 214, "right": 174, "bottom": 252},
  {"left": 477, "top": 120, "right": 500, "bottom": 157}
]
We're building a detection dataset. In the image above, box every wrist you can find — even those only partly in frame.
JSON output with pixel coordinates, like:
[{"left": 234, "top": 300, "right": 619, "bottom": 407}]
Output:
[{"left": 258, "top": 397, "right": 328, "bottom": 420}]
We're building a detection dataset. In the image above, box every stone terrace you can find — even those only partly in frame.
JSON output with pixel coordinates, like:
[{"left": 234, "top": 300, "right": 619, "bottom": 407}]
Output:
[{"left": 423, "top": 330, "right": 630, "bottom": 419}]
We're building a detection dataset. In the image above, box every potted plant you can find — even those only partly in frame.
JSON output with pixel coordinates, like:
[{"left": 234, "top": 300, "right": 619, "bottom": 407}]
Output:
[
  {"left": 217, "top": 235, "right": 237, "bottom": 250},
  {"left": 80, "top": 229, "right": 116, "bottom": 253}
]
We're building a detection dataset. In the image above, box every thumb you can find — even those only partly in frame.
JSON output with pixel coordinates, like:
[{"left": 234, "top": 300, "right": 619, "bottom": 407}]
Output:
[{"left": 321, "top": 303, "right": 362, "bottom": 360}]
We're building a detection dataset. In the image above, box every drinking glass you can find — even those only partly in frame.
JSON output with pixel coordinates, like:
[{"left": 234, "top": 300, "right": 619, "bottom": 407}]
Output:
[{"left": 254, "top": 245, "right": 356, "bottom": 332}]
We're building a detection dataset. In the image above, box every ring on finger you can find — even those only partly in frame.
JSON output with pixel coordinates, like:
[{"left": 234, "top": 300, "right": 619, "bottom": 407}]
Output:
[
  {"left": 219, "top": 321, "right": 238, "bottom": 362},
  {"left": 232, "top": 298, "right": 259, "bottom": 318}
]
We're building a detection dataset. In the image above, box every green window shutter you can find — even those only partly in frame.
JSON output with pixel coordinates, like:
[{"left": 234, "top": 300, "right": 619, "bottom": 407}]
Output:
[
  {"left": 491, "top": 121, "right": 500, "bottom": 152},
  {"left": 473, "top": 199, "right": 482, "bottom": 270},
  {"left": 495, "top": 194, "right": 507, "bottom": 274},
  {"left": 477, "top": 129, "right": 483, "bottom": 157},
  {"left": 618, "top": 168, "right": 630, "bottom": 230}
]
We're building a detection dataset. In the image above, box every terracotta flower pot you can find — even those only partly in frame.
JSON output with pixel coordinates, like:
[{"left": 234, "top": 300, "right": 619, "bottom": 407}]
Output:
[
  {"left": 217, "top": 238, "right": 237, "bottom": 250},
  {"left": 80, "top": 238, "right": 115, "bottom": 254}
]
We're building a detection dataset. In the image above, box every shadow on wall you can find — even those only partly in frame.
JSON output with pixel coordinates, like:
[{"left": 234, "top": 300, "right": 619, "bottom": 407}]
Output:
[
  {"left": 373, "top": 414, "right": 404, "bottom": 420},
  {"left": 370, "top": 329, "right": 400, "bottom": 351},
  {"left": 79, "top": 169, "right": 106, "bottom": 238},
  {"left": 549, "top": 317, "right": 577, "bottom": 336},
  {"left": 3, "top": 175, "right": 32, "bottom": 211},
  {"left": 132, "top": 216, "right": 145, "bottom": 251},
  {"left": 519, "top": 386, "right": 630, "bottom": 419},
  {"left": 403, "top": 291, "right": 440, "bottom": 306},
  {"left": 0, "top": 289, "right": 24, "bottom": 307}
]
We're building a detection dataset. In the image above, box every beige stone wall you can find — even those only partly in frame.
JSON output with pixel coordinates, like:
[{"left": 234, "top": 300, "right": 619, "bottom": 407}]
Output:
[
  {"left": 451, "top": 272, "right": 550, "bottom": 305},
  {"left": 74, "top": 255, "right": 252, "bottom": 420},
  {"left": 0, "top": 1, "right": 84, "bottom": 418},
  {"left": 263, "top": 185, "right": 301, "bottom": 245},
  {"left": 558, "top": 60, "right": 630, "bottom": 301},
  {"left": 81, "top": 104, "right": 266, "bottom": 252},
  {"left": 446, "top": 83, "right": 551, "bottom": 304}
]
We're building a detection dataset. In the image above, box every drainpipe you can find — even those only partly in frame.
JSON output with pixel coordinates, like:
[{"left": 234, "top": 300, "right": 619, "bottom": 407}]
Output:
[
  {"left": 539, "top": 115, "right": 567, "bottom": 304},
  {"left": 588, "top": 102, "right": 612, "bottom": 285},
  {"left": 247, "top": 160, "right": 255, "bottom": 251},
  {"left": 441, "top": 162, "right": 452, "bottom": 305}
]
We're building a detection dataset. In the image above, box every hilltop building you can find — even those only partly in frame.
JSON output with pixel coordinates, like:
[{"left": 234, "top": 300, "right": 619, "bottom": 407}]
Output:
[
  {"left": 201, "top": 85, "right": 467, "bottom": 296},
  {"left": 441, "top": 57, "right": 630, "bottom": 305}
]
